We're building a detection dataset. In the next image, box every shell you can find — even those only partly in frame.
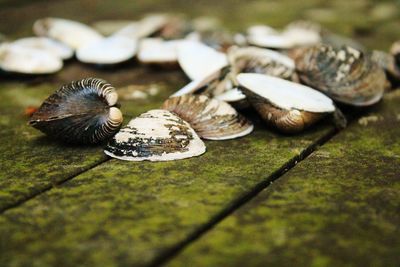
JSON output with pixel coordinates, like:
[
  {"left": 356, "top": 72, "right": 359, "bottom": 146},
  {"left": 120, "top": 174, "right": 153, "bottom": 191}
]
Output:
[
  {"left": 371, "top": 50, "right": 400, "bottom": 83},
  {"left": 237, "top": 73, "right": 336, "bottom": 133},
  {"left": 11, "top": 37, "right": 73, "bottom": 60},
  {"left": 33, "top": 18, "right": 103, "bottom": 50},
  {"left": 29, "top": 78, "right": 123, "bottom": 144},
  {"left": 76, "top": 36, "right": 138, "bottom": 65},
  {"left": 0, "top": 43, "right": 63, "bottom": 74},
  {"left": 163, "top": 94, "right": 253, "bottom": 140},
  {"left": 295, "top": 45, "right": 386, "bottom": 106},
  {"left": 391, "top": 41, "right": 400, "bottom": 67},
  {"left": 104, "top": 109, "right": 206, "bottom": 161},
  {"left": 92, "top": 20, "right": 135, "bottom": 36},
  {"left": 228, "top": 46, "right": 297, "bottom": 81},
  {"left": 138, "top": 38, "right": 182, "bottom": 66},
  {"left": 177, "top": 40, "right": 228, "bottom": 80}
]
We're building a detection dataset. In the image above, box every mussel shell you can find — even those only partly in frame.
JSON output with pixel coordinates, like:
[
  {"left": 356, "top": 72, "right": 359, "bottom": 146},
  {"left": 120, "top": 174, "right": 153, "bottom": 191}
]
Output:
[
  {"left": 228, "top": 46, "right": 296, "bottom": 81},
  {"left": 163, "top": 94, "right": 253, "bottom": 140},
  {"left": 104, "top": 109, "right": 206, "bottom": 161},
  {"left": 295, "top": 45, "right": 386, "bottom": 106},
  {"left": 29, "top": 78, "right": 122, "bottom": 144}
]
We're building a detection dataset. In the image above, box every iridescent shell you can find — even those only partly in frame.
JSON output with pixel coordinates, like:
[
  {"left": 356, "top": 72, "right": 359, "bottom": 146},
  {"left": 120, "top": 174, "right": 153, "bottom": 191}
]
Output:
[
  {"left": 29, "top": 78, "right": 123, "bottom": 144},
  {"left": 237, "top": 73, "right": 336, "bottom": 133},
  {"left": 33, "top": 18, "right": 103, "bottom": 50},
  {"left": 163, "top": 94, "right": 253, "bottom": 140},
  {"left": 228, "top": 46, "right": 297, "bottom": 81},
  {"left": 295, "top": 45, "right": 386, "bottom": 106},
  {"left": 104, "top": 109, "right": 206, "bottom": 161}
]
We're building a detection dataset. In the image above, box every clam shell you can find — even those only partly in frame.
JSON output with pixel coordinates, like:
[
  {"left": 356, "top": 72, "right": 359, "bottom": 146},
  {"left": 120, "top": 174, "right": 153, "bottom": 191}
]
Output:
[
  {"left": 33, "top": 18, "right": 103, "bottom": 50},
  {"left": 295, "top": 45, "right": 386, "bottom": 106},
  {"left": 92, "top": 20, "right": 135, "bottom": 36},
  {"left": 371, "top": 50, "right": 400, "bottom": 83},
  {"left": 163, "top": 94, "right": 253, "bottom": 140},
  {"left": 104, "top": 109, "right": 206, "bottom": 161},
  {"left": 11, "top": 37, "right": 73, "bottom": 60},
  {"left": 0, "top": 43, "right": 63, "bottom": 74},
  {"left": 138, "top": 38, "right": 182, "bottom": 65},
  {"left": 237, "top": 73, "right": 335, "bottom": 133},
  {"left": 76, "top": 36, "right": 138, "bottom": 65},
  {"left": 177, "top": 40, "right": 228, "bottom": 80},
  {"left": 228, "top": 46, "right": 296, "bottom": 80},
  {"left": 29, "top": 78, "right": 123, "bottom": 144}
]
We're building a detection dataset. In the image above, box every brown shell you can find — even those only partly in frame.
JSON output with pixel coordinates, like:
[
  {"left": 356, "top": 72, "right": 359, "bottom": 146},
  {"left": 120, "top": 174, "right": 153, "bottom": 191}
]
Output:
[
  {"left": 162, "top": 94, "right": 253, "bottom": 140},
  {"left": 295, "top": 45, "right": 386, "bottom": 106},
  {"left": 390, "top": 41, "right": 400, "bottom": 68},
  {"left": 29, "top": 78, "right": 123, "bottom": 144}
]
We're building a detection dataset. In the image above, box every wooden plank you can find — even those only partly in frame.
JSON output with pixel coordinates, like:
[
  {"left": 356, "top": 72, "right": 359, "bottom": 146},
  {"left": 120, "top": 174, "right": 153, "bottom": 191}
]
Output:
[
  {"left": 0, "top": 117, "right": 334, "bottom": 266},
  {"left": 166, "top": 90, "right": 400, "bottom": 267}
]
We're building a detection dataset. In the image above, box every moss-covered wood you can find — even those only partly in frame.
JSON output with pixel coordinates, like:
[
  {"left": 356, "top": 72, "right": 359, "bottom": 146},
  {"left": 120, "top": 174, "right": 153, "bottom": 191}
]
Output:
[{"left": 167, "top": 90, "right": 400, "bottom": 267}]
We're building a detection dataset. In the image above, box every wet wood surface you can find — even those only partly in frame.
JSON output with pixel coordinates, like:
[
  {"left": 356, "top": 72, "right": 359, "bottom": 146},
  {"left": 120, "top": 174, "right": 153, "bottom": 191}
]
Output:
[{"left": 0, "top": 0, "right": 399, "bottom": 266}]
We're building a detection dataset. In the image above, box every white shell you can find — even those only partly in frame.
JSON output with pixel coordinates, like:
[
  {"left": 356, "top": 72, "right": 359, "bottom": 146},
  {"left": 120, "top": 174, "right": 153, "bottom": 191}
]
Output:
[
  {"left": 171, "top": 68, "right": 221, "bottom": 97},
  {"left": 33, "top": 18, "right": 103, "bottom": 50},
  {"left": 11, "top": 37, "right": 73, "bottom": 60},
  {"left": 76, "top": 36, "right": 138, "bottom": 64},
  {"left": 247, "top": 25, "right": 278, "bottom": 37},
  {"left": 138, "top": 38, "right": 182, "bottom": 64},
  {"left": 214, "top": 88, "right": 246, "bottom": 102},
  {"left": 237, "top": 73, "right": 335, "bottom": 113},
  {"left": 247, "top": 34, "right": 293, "bottom": 49},
  {"left": 92, "top": 20, "right": 136, "bottom": 36},
  {"left": 113, "top": 14, "right": 169, "bottom": 40},
  {"left": 104, "top": 109, "right": 206, "bottom": 161},
  {"left": 0, "top": 43, "right": 63, "bottom": 74},
  {"left": 177, "top": 40, "right": 228, "bottom": 80}
]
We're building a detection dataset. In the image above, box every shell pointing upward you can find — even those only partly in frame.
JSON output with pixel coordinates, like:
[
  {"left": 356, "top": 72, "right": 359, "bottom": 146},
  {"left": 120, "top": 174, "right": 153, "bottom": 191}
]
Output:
[
  {"left": 237, "top": 73, "right": 336, "bottom": 133},
  {"left": 163, "top": 94, "right": 253, "bottom": 140},
  {"left": 104, "top": 109, "right": 206, "bottom": 161},
  {"left": 29, "top": 78, "right": 123, "bottom": 144},
  {"left": 295, "top": 45, "right": 386, "bottom": 106}
]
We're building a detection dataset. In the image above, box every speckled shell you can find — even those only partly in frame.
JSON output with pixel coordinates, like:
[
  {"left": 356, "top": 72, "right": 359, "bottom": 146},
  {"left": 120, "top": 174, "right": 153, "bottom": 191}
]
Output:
[
  {"left": 228, "top": 46, "right": 297, "bottom": 81},
  {"left": 104, "top": 109, "right": 206, "bottom": 161},
  {"left": 295, "top": 45, "right": 386, "bottom": 106},
  {"left": 29, "top": 78, "right": 123, "bottom": 144},
  {"left": 237, "top": 73, "right": 335, "bottom": 134},
  {"left": 163, "top": 94, "right": 253, "bottom": 140}
]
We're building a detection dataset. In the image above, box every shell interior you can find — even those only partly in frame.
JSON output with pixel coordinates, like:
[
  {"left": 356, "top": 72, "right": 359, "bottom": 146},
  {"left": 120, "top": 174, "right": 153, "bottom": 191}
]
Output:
[
  {"left": 138, "top": 38, "right": 181, "bottom": 64},
  {"left": 33, "top": 17, "right": 103, "bottom": 50},
  {"left": 177, "top": 40, "right": 228, "bottom": 80},
  {"left": 29, "top": 78, "right": 122, "bottom": 144},
  {"left": 104, "top": 109, "right": 206, "bottom": 161},
  {"left": 0, "top": 43, "right": 63, "bottom": 74},
  {"left": 237, "top": 73, "right": 335, "bottom": 113},
  {"left": 163, "top": 95, "right": 253, "bottom": 140},
  {"left": 76, "top": 35, "right": 138, "bottom": 64}
]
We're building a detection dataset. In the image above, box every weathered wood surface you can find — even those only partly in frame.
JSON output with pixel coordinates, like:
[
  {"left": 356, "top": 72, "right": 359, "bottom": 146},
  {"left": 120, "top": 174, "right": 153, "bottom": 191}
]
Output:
[
  {"left": 0, "top": 0, "right": 399, "bottom": 266},
  {"left": 167, "top": 91, "right": 400, "bottom": 267}
]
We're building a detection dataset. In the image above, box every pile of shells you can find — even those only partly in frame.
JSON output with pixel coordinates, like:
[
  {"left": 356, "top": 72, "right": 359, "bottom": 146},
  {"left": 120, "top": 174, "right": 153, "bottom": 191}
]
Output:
[{"left": 24, "top": 14, "right": 395, "bottom": 161}]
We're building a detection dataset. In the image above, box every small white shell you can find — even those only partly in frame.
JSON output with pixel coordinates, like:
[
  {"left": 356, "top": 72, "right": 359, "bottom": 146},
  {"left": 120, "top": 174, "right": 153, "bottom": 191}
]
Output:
[
  {"left": 177, "top": 40, "right": 228, "bottom": 80},
  {"left": 0, "top": 43, "right": 63, "bottom": 74},
  {"left": 76, "top": 36, "right": 138, "bottom": 65},
  {"left": 138, "top": 38, "right": 182, "bottom": 65},
  {"left": 33, "top": 17, "right": 103, "bottom": 50},
  {"left": 113, "top": 14, "right": 169, "bottom": 40},
  {"left": 104, "top": 109, "right": 206, "bottom": 161},
  {"left": 11, "top": 37, "right": 73, "bottom": 60}
]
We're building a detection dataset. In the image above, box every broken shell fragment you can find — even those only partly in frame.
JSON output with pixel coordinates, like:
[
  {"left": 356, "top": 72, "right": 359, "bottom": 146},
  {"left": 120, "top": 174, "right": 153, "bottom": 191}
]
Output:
[
  {"left": 237, "top": 73, "right": 336, "bottom": 133},
  {"left": 29, "top": 78, "right": 123, "bottom": 144},
  {"left": 295, "top": 45, "right": 386, "bottom": 106},
  {"left": 0, "top": 43, "right": 63, "bottom": 74},
  {"left": 104, "top": 109, "right": 206, "bottom": 161},
  {"left": 177, "top": 40, "right": 228, "bottom": 80},
  {"left": 76, "top": 35, "right": 138, "bottom": 65},
  {"left": 33, "top": 17, "right": 103, "bottom": 50},
  {"left": 163, "top": 94, "right": 253, "bottom": 140},
  {"left": 11, "top": 37, "right": 73, "bottom": 60},
  {"left": 228, "top": 46, "right": 296, "bottom": 80}
]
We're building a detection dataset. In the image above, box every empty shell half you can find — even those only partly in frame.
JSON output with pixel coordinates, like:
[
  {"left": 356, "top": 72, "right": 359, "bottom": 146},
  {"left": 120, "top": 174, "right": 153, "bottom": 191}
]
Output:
[
  {"left": 163, "top": 94, "right": 253, "bottom": 140},
  {"left": 76, "top": 35, "right": 138, "bottom": 65},
  {"left": 295, "top": 45, "right": 386, "bottom": 106},
  {"left": 104, "top": 109, "right": 206, "bottom": 161},
  {"left": 138, "top": 38, "right": 181, "bottom": 66},
  {"left": 33, "top": 17, "right": 103, "bottom": 50},
  {"left": 29, "top": 78, "right": 123, "bottom": 144},
  {"left": 11, "top": 37, "right": 73, "bottom": 60},
  {"left": 0, "top": 43, "right": 63, "bottom": 74},
  {"left": 237, "top": 73, "right": 336, "bottom": 133}
]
